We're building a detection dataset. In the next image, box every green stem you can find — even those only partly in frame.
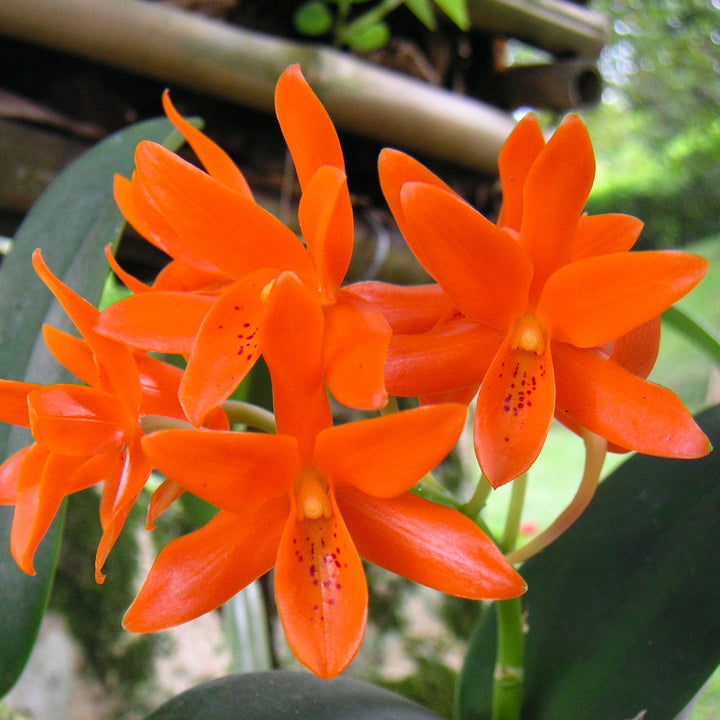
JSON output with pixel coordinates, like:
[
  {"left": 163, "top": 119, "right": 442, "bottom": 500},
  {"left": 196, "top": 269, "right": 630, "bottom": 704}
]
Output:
[
  {"left": 492, "top": 596, "right": 525, "bottom": 720},
  {"left": 460, "top": 474, "right": 492, "bottom": 520},
  {"left": 500, "top": 472, "right": 527, "bottom": 554},
  {"left": 221, "top": 400, "right": 276, "bottom": 433}
]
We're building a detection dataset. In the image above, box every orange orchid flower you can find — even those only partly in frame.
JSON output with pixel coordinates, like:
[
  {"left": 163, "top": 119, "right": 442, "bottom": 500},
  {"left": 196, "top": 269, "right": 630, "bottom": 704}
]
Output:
[
  {"left": 124, "top": 270, "right": 525, "bottom": 679},
  {"left": 96, "top": 65, "right": 391, "bottom": 423},
  {"left": 0, "top": 250, "right": 226, "bottom": 582},
  {"left": 377, "top": 114, "right": 711, "bottom": 487}
]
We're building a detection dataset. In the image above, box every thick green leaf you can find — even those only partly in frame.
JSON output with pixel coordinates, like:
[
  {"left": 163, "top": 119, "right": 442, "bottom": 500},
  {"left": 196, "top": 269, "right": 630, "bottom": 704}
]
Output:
[
  {"left": 0, "top": 116, "right": 187, "bottom": 698},
  {"left": 458, "top": 403, "right": 720, "bottom": 720},
  {"left": 144, "top": 671, "right": 446, "bottom": 719}
]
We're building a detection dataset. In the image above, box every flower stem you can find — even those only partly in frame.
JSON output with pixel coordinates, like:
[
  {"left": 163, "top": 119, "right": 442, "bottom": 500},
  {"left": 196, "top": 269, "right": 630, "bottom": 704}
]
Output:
[
  {"left": 492, "top": 596, "right": 525, "bottom": 720},
  {"left": 221, "top": 400, "right": 276, "bottom": 433},
  {"left": 500, "top": 472, "right": 527, "bottom": 554},
  {"left": 505, "top": 430, "right": 606, "bottom": 565}
]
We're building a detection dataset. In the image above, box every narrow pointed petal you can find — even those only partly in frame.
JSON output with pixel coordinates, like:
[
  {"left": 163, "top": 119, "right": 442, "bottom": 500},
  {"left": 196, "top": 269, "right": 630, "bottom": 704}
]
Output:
[
  {"left": 96, "top": 291, "right": 214, "bottom": 353},
  {"left": 123, "top": 172, "right": 220, "bottom": 272},
  {"left": 378, "top": 148, "right": 454, "bottom": 263},
  {"left": 140, "top": 428, "right": 299, "bottom": 513},
  {"left": 179, "top": 270, "right": 275, "bottom": 426},
  {"left": 124, "top": 503, "right": 286, "bottom": 632},
  {"left": 539, "top": 251, "right": 708, "bottom": 348},
  {"left": 322, "top": 292, "right": 390, "bottom": 410},
  {"left": 146, "top": 479, "right": 185, "bottom": 530},
  {"left": 571, "top": 213, "right": 644, "bottom": 260},
  {"left": 553, "top": 343, "right": 711, "bottom": 458},
  {"left": 275, "top": 492, "right": 367, "bottom": 679},
  {"left": 275, "top": 65, "right": 345, "bottom": 188},
  {"left": 0, "top": 446, "right": 32, "bottom": 504},
  {"left": 96, "top": 434, "right": 154, "bottom": 582},
  {"left": 314, "top": 404, "right": 465, "bottom": 498},
  {"left": 135, "top": 144, "right": 316, "bottom": 285},
  {"left": 298, "top": 165, "right": 353, "bottom": 294},
  {"left": 385, "top": 319, "right": 501, "bottom": 397},
  {"left": 32, "top": 251, "right": 142, "bottom": 412},
  {"left": 260, "top": 273, "right": 332, "bottom": 459},
  {"left": 608, "top": 316, "right": 661, "bottom": 379},
  {"left": 103, "top": 244, "right": 150, "bottom": 295},
  {"left": 400, "top": 183, "right": 532, "bottom": 329},
  {"left": 152, "top": 259, "right": 230, "bottom": 293},
  {"left": 346, "top": 281, "right": 454, "bottom": 334},
  {"left": 497, "top": 112, "right": 545, "bottom": 231},
  {"left": 0, "top": 379, "right": 41, "bottom": 427},
  {"left": 475, "top": 334, "right": 556, "bottom": 487},
  {"left": 338, "top": 487, "right": 525, "bottom": 599},
  {"left": 519, "top": 114, "right": 595, "bottom": 293},
  {"left": 42, "top": 327, "right": 97, "bottom": 386},
  {"left": 418, "top": 386, "right": 480, "bottom": 406},
  {"left": 12, "top": 447, "right": 84, "bottom": 575},
  {"left": 28, "top": 385, "right": 129, "bottom": 455},
  {"left": 162, "top": 90, "right": 253, "bottom": 197}
]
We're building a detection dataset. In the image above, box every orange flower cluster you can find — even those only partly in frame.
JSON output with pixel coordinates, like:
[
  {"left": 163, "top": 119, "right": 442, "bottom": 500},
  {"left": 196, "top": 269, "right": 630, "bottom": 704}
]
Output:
[{"left": 0, "top": 65, "right": 710, "bottom": 678}]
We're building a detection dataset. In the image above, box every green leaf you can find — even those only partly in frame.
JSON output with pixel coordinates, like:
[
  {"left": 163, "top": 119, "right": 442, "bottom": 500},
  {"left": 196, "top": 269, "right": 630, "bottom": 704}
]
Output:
[
  {"left": 458, "top": 404, "right": 720, "bottom": 720},
  {"left": 404, "top": 0, "right": 438, "bottom": 30},
  {"left": 433, "top": 0, "right": 470, "bottom": 30},
  {"left": 0, "top": 115, "right": 188, "bottom": 698},
  {"left": 144, "top": 671, "right": 447, "bottom": 719},
  {"left": 346, "top": 21, "right": 391, "bottom": 52},
  {"left": 293, "top": 1, "right": 334, "bottom": 36},
  {"left": 663, "top": 304, "right": 720, "bottom": 367}
]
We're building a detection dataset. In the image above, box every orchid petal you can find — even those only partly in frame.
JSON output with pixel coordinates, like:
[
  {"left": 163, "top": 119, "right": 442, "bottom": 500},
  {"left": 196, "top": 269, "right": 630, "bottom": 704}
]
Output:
[
  {"left": 274, "top": 491, "right": 367, "bottom": 679},
  {"left": 146, "top": 479, "right": 185, "bottom": 530},
  {"left": 140, "top": 428, "right": 299, "bottom": 514},
  {"left": 571, "top": 213, "right": 644, "bottom": 260},
  {"left": 122, "top": 172, "right": 219, "bottom": 272},
  {"left": 96, "top": 433, "right": 154, "bottom": 582},
  {"left": 378, "top": 148, "right": 454, "bottom": 267},
  {"left": 96, "top": 291, "right": 214, "bottom": 353},
  {"left": 385, "top": 319, "right": 501, "bottom": 397},
  {"left": 103, "top": 244, "right": 151, "bottom": 295},
  {"left": 298, "top": 165, "right": 353, "bottom": 295},
  {"left": 260, "top": 272, "right": 332, "bottom": 459},
  {"left": 28, "top": 385, "right": 129, "bottom": 455},
  {"left": 553, "top": 343, "right": 711, "bottom": 458},
  {"left": 400, "top": 183, "right": 532, "bottom": 329},
  {"left": 519, "top": 114, "right": 595, "bottom": 295},
  {"left": 338, "top": 487, "right": 525, "bottom": 599},
  {"left": 322, "top": 291, "right": 390, "bottom": 410},
  {"left": 475, "top": 333, "right": 556, "bottom": 487},
  {"left": 497, "top": 112, "right": 545, "bottom": 232},
  {"left": 539, "top": 251, "right": 709, "bottom": 348},
  {"left": 12, "top": 447, "right": 85, "bottom": 575},
  {"left": 0, "top": 379, "right": 41, "bottom": 427},
  {"left": 346, "top": 281, "right": 454, "bottom": 334},
  {"left": 179, "top": 269, "right": 276, "bottom": 426},
  {"left": 608, "top": 315, "right": 661, "bottom": 380},
  {"left": 161, "top": 90, "right": 253, "bottom": 197},
  {"left": 152, "top": 259, "right": 230, "bottom": 293},
  {"left": 42, "top": 327, "right": 97, "bottom": 386},
  {"left": 314, "top": 404, "right": 465, "bottom": 498},
  {"left": 32, "top": 250, "right": 142, "bottom": 413},
  {"left": 274, "top": 65, "right": 345, "bottom": 188},
  {"left": 0, "top": 446, "right": 32, "bottom": 504},
  {"left": 124, "top": 504, "right": 286, "bottom": 632},
  {"left": 134, "top": 144, "right": 316, "bottom": 285}
]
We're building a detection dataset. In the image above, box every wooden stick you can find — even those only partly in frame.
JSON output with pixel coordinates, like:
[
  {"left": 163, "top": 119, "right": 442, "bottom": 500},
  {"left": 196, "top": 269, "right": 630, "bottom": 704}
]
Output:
[{"left": 0, "top": 0, "right": 516, "bottom": 172}]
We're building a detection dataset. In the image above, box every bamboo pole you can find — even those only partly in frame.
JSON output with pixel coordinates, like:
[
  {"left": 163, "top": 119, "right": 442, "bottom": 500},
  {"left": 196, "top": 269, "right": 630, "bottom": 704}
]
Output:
[
  {"left": 0, "top": 0, "right": 516, "bottom": 173},
  {"left": 468, "top": 0, "right": 610, "bottom": 58}
]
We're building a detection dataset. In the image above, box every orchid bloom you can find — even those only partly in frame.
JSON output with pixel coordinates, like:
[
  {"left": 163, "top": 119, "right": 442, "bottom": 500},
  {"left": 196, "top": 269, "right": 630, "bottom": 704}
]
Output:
[
  {"left": 0, "top": 250, "right": 226, "bottom": 582},
  {"left": 376, "top": 113, "right": 711, "bottom": 487},
  {"left": 124, "top": 271, "right": 525, "bottom": 679},
  {"left": 96, "top": 65, "right": 391, "bottom": 424}
]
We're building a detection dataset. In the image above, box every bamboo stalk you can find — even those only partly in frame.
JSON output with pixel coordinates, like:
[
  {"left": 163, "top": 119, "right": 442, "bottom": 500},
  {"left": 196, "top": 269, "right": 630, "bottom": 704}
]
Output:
[
  {"left": 468, "top": 0, "right": 609, "bottom": 58},
  {"left": 0, "top": 0, "right": 516, "bottom": 173}
]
